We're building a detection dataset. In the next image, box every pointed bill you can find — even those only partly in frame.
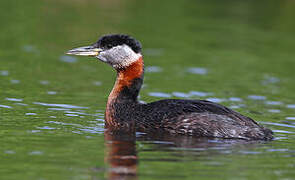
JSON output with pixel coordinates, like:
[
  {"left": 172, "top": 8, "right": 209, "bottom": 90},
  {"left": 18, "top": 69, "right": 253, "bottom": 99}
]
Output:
[{"left": 66, "top": 46, "right": 102, "bottom": 56}]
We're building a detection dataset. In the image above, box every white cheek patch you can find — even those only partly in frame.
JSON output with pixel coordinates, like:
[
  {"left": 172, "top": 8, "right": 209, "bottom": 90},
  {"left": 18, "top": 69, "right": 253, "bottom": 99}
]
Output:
[{"left": 98, "top": 45, "right": 141, "bottom": 69}]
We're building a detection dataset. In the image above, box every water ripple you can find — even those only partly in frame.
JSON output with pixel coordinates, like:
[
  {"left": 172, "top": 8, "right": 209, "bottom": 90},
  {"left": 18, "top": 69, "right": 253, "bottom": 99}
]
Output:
[
  {"left": 37, "top": 126, "right": 56, "bottom": 130},
  {"left": 189, "top": 91, "right": 213, "bottom": 97},
  {"left": 265, "top": 101, "right": 283, "bottom": 105},
  {"left": 172, "top": 92, "right": 190, "bottom": 98},
  {"left": 29, "top": 151, "right": 43, "bottom": 155},
  {"left": 4, "top": 150, "right": 15, "bottom": 154},
  {"left": 261, "top": 122, "right": 295, "bottom": 129},
  {"left": 248, "top": 95, "right": 266, "bottom": 100},
  {"left": 267, "top": 149, "right": 289, "bottom": 152},
  {"left": 48, "top": 108, "right": 70, "bottom": 111},
  {"left": 206, "top": 98, "right": 225, "bottom": 103},
  {"left": 65, "top": 114, "right": 79, "bottom": 117},
  {"left": 25, "top": 113, "right": 37, "bottom": 116},
  {"left": 33, "top": 102, "right": 88, "bottom": 109},
  {"left": 65, "top": 111, "right": 89, "bottom": 116},
  {"left": 10, "top": 79, "right": 20, "bottom": 84},
  {"left": 267, "top": 109, "right": 281, "bottom": 113},
  {"left": 187, "top": 67, "right": 208, "bottom": 75},
  {"left": 146, "top": 66, "right": 163, "bottom": 73},
  {"left": 40, "top": 80, "right": 50, "bottom": 85},
  {"left": 286, "top": 104, "right": 295, "bottom": 109},
  {"left": 0, "top": 70, "right": 9, "bottom": 76},
  {"left": 148, "top": 92, "right": 172, "bottom": 98},
  {"left": 0, "top": 104, "right": 12, "bottom": 109},
  {"left": 228, "top": 97, "right": 243, "bottom": 102},
  {"left": 272, "top": 130, "right": 294, "bottom": 134},
  {"left": 5, "top": 98, "right": 23, "bottom": 102},
  {"left": 92, "top": 81, "right": 102, "bottom": 86},
  {"left": 60, "top": 55, "right": 77, "bottom": 63},
  {"left": 47, "top": 91, "right": 57, "bottom": 95},
  {"left": 79, "top": 126, "right": 104, "bottom": 134},
  {"left": 144, "top": 48, "right": 164, "bottom": 56},
  {"left": 47, "top": 121, "right": 83, "bottom": 127},
  {"left": 15, "top": 103, "right": 28, "bottom": 106}
]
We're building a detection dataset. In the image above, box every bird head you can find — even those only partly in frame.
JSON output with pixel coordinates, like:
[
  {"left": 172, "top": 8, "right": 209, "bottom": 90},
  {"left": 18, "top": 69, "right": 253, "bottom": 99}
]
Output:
[{"left": 67, "top": 34, "right": 142, "bottom": 69}]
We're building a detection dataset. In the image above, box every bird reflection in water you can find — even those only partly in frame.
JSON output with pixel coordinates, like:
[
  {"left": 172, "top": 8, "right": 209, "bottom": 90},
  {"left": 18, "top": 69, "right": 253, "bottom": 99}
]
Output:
[
  {"left": 104, "top": 128, "right": 260, "bottom": 180},
  {"left": 105, "top": 130, "right": 137, "bottom": 180}
]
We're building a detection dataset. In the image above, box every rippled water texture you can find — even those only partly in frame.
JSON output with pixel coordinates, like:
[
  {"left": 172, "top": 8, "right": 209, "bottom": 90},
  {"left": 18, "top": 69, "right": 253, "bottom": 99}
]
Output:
[{"left": 1, "top": 0, "right": 295, "bottom": 179}]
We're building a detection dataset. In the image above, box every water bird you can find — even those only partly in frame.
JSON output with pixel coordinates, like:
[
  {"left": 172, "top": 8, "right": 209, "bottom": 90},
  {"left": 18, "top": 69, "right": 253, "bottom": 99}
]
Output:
[{"left": 67, "top": 34, "right": 273, "bottom": 140}]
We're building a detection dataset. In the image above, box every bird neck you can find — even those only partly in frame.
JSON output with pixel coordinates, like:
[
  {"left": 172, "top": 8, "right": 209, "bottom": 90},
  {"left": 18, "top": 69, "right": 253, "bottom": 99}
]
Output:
[{"left": 105, "top": 56, "right": 144, "bottom": 128}]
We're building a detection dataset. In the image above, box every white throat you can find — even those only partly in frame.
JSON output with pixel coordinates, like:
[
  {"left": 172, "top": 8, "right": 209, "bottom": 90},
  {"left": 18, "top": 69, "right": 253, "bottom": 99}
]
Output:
[{"left": 98, "top": 44, "right": 142, "bottom": 69}]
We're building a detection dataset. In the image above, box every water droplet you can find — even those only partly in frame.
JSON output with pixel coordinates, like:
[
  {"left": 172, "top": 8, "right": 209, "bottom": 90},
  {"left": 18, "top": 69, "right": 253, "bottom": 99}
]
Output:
[{"left": 187, "top": 67, "right": 208, "bottom": 75}]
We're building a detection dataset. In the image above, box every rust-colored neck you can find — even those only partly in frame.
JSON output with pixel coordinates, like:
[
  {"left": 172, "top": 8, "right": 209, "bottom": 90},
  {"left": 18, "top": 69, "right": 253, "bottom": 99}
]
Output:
[{"left": 105, "top": 57, "right": 144, "bottom": 128}]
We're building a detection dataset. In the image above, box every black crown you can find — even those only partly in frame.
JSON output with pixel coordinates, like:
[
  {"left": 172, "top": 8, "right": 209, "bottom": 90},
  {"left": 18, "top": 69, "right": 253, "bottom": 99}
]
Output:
[{"left": 93, "top": 34, "right": 142, "bottom": 53}]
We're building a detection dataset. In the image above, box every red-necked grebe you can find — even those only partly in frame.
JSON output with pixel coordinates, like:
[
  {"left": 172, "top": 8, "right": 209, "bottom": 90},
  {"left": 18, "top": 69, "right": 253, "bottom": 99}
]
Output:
[{"left": 67, "top": 34, "right": 273, "bottom": 140}]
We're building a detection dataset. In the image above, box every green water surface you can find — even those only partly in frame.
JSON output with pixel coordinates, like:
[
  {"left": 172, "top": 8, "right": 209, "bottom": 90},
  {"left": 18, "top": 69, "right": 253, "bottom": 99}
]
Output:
[{"left": 1, "top": 0, "right": 295, "bottom": 179}]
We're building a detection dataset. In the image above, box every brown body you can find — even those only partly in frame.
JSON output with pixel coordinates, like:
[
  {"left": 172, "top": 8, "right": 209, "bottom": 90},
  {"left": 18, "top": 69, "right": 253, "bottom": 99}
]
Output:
[
  {"left": 67, "top": 34, "right": 273, "bottom": 140},
  {"left": 103, "top": 57, "right": 273, "bottom": 140}
]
